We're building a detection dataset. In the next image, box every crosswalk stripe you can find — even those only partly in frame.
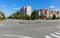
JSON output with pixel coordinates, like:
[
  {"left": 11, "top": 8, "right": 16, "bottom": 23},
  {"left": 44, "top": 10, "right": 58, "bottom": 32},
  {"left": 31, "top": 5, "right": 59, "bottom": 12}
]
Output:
[
  {"left": 45, "top": 36, "right": 52, "bottom": 38},
  {"left": 50, "top": 34, "right": 60, "bottom": 38},
  {"left": 55, "top": 32, "right": 60, "bottom": 35},
  {"left": 57, "top": 26, "right": 60, "bottom": 28},
  {"left": 58, "top": 31, "right": 60, "bottom": 32}
]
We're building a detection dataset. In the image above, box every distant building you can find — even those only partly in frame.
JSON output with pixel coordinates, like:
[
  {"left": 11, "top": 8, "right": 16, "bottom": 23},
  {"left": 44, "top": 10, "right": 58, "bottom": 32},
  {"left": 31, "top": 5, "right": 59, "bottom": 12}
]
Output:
[
  {"left": 38, "top": 9, "right": 60, "bottom": 19},
  {"left": 46, "top": 9, "right": 50, "bottom": 18},
  {"left": 38, "top": 9, "right": 48, "bottom": 19},
  {"left": 19, "top": 6, "right": 32, "bottom": 16}
]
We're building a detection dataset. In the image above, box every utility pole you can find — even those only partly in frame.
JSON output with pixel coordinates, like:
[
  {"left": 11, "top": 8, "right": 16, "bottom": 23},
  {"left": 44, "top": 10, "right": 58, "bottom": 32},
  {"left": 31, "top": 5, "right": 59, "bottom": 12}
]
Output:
[
  {"left": 47, "top": 7, "right": 51, "bottom": 20},
  {"left": 49, "top": 8, "right": 51, "bottom": 20},
  {"left": 29, "top": 0, "right": 32, "bottom": 20}
]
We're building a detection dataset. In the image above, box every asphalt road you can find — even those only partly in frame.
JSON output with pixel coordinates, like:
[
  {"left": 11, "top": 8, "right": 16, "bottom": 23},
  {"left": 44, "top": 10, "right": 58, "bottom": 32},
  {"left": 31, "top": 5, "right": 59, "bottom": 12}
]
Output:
[{"left": 0, "top": 19, "right": 60, "bottom": 38}]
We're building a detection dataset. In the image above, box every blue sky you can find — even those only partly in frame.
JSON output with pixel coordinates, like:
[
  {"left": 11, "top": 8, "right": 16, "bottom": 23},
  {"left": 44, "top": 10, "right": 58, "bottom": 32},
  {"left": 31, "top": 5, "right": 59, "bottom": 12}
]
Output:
[{"left": 0, "top": 0, "right": 60, "bottom": 17}]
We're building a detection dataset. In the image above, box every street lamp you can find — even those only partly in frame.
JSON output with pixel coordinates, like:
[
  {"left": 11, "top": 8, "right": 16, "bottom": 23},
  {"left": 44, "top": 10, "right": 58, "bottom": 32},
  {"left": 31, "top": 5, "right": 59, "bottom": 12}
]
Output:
[
  {"left": 38, "top": 11, "right": 40, "bottom": 20},
  {"left": 29, "top": 0, "right": 32, "bottom": 20},
  {"left": 48, "top": 6, "right": 55, "bottom": 20}
]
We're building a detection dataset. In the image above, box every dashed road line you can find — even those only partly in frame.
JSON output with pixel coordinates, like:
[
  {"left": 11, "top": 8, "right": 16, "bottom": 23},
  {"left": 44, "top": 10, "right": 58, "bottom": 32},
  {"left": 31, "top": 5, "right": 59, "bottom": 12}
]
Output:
[{"left": 0, "top": 34, "right": 33, "bottom": 38}]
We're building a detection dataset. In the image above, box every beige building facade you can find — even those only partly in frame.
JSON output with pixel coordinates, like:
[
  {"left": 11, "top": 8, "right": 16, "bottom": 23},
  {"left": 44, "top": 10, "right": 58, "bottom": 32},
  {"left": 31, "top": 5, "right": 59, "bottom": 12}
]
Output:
[
  {"left": 38, "top": 9, "right": 60, "bottom": 19},
  {"left": 19, "top": 6, "right": 32, "bottom": 16}
]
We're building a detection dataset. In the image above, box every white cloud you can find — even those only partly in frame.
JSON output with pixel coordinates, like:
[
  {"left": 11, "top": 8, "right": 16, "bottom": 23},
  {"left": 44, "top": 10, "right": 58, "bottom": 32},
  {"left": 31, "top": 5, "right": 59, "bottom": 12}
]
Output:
[
  {"left": 1, "top": 5, "right": 5, "bottom": 8},
  {"left": 55, "top": 9, "right": 59, "bottom": 11},
  {"left": 5, "top": 10, "right": 8, "bottom": 12},
  {"left": 11, "top": 4, "right": 16, "bottom": 6},
  {"left": 50, "top": 5, "right": 55, "bottom": 8},
  {"left": 14, "top": 8, "right": 20, "bottom": 10}
]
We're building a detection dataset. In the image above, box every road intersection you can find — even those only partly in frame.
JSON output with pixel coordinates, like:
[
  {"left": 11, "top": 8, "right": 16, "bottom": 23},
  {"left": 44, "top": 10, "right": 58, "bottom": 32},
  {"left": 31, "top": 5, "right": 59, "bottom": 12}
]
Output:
[{"left": 0, "top": 19, "right": 60, "bottom": 38}]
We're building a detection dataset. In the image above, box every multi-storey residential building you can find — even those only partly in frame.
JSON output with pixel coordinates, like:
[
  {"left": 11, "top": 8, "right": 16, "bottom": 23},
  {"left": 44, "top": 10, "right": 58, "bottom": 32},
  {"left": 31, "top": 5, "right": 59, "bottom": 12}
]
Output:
[
  {"left": 19, "top": 6, "right": 32, "bottom": 16},
  {"left": 38, "top": 9, "right": 46, "bottom": 18},
  {"left": 58, "top": 12, "right": 60, "bottom": 18},
  {"left": 38, "top": 9, "right": 60, "bottom": 19},
  {"left": 38, "top": 9, "right": 49, "bottom": 19},
  {"left": 46, "top": 9, "right": 50, "bottom": 18}
]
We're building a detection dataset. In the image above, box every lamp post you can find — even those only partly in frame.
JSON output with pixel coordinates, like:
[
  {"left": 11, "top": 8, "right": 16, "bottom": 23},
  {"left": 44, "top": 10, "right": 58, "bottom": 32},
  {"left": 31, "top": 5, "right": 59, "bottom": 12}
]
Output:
[
  {"left": 39, "top": 11, "right": 40, "bottom": 20},
  {"left": 49, "top": 5, "right": 55, "bottom": 20},
  {"left": 47, "top": 7, "right": 51, "bottom": 20},
  {"left": 30, "top": 13, "right": 31, "bottom": 20},
  {"left": 29, "top": 0, "right": 32, "bottom": 20},
  {"left": 49, "top": 8, "right": 51, "bottom": 20}
]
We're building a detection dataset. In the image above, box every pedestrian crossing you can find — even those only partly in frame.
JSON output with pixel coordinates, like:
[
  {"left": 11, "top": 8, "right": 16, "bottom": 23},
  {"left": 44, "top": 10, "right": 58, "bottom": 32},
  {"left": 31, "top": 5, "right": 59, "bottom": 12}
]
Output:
[
  {"left": 0, "top": 34, "right": 33, "bottom": 38},
  {"left": 45, "top": 36, "right": 52, "bottom": 38},
  {"left": 44, "top": 31, "right": 60, "bottom": 38}
]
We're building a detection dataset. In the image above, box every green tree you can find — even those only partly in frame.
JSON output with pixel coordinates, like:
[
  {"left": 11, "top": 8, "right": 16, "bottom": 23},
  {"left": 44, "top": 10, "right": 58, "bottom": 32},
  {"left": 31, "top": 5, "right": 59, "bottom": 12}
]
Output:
[
  {"left": 0, "top": 11, "right": 5, "bottom": 19},
  {"left": 8, "top": 10, "right": 30, "bottom": 20},
  {"left": 8, "top": 11, "right": 24, "bottom": 19},
  {"left": 52, "top": 14, "right": 56, "bottom": 19},
  {"left": 31, "top": 9, "right": 39, "bottom": 20},
  {"left": 24, "top": 15, "right": 30, "bottom": 20}
]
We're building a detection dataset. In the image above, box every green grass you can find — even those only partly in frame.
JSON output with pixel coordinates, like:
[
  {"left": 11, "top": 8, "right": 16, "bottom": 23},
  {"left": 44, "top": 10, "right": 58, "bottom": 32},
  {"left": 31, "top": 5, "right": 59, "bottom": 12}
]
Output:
[{"left": 0, "top": 19, "right": 6, "bottom": 22}]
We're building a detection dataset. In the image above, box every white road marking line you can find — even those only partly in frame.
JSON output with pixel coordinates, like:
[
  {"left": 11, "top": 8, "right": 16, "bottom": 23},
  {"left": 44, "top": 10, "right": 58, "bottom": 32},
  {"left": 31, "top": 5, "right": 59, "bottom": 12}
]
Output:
[
  {"left": 58, "top": 31, "right": 60, "bottom": 32},
  {"left": 55, "top": 32, "right": 60, "bottom": 35},
  {"left": 50, "top": 34, "right": 60, "bottom": 38},
  {"left": 56, "top": 25, "right": 60, "bottom": 28},
  {"left": 18, "top": 36, "right": 33, "bottom": 38},
  {"left": 58, "top": 26, "right": 60, "bottom": 29},
  {"left": 0, "top": 34, "right": 33, "bottom": 38},
  {"left": 45, "top": 36, "right": 52, "bottom": 38}
]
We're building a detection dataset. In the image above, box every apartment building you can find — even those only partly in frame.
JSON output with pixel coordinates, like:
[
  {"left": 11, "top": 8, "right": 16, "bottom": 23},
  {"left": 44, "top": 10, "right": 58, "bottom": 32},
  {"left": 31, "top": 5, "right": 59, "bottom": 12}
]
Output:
[
  {"left": 38, "top": 9, "right": 60, "bottom": 19},
  {"left": 19, "top": 6, "right": 32, "bottom": 16}
]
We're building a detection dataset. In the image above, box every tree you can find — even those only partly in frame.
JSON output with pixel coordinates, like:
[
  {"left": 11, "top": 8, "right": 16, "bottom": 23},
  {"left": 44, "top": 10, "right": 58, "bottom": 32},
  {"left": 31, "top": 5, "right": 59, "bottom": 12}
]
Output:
[
  {"left": 8, "top": 11, "right": 24, "bottom": 19},
  {"left": 31, "top": 9, "right": 39, "bottom": 20},
  {"left": 24, "top": 15, "right": 30, "bottom": 20},
  {"left": 52, "top": 14, "right": 56, "bottom": 19},
  {"left": 0, "top": 11, "right": 5, "bottom": 19}
]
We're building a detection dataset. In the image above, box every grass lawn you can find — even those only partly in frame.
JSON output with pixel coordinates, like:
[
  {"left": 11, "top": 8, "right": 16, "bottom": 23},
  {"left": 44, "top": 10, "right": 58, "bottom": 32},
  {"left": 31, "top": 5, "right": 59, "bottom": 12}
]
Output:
[{"left": 0, "top": 19, "right": 6, "bottom": 22}]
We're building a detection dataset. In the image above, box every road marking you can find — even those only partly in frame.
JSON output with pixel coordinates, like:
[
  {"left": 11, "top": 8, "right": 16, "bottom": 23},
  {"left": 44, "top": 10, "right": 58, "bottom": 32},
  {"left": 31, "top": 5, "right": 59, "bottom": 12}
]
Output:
[
  {"left": 58, "top": 31, "right": 60, "bottom": 32},
  {"left": 58, "top": 27, "right": 60, "bottom": 29},
  {"left": 50, "top": 34, "right": 60, "bottom": 38},
  {"left": 55, "top": 32, "right": 60, "bottom": 35},
  {"left": 44, "top": 31, "right": 60, "bottom": 38},
  {"left": 45, "top": 36, "right": 52, "bottom": 38},
  {"left": 0, "top": 34, "right": 33, "bottom": 38}
]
